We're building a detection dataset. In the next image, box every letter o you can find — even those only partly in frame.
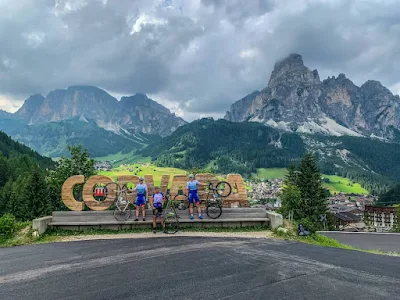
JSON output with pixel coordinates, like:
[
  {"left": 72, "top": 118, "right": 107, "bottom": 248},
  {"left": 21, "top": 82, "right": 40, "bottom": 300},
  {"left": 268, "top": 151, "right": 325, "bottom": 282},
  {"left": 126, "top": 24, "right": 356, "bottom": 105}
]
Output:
[{"left": 82, "top": 175, "right": 115, "bottom": 211}]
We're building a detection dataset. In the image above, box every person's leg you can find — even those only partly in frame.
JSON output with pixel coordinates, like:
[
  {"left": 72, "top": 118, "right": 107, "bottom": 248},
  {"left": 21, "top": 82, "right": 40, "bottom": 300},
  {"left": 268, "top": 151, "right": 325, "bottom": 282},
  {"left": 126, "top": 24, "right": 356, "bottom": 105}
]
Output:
[
  {"left": 142, "top": 204, "right": 146, "bottom": 220},
  {"left": 135, "top": 198, "right": 139, "bottom": 221},
  {"left": 152, "top": 215, "right": 157, "bottom": 233},
  {"left": 188, "top": 193, "right": 194, "bottom": 218},
  {"left": 195, "top": 194, "right": 202, "bottom": 218},
  {"left": 161, "top": 215, "right": 165, "bottom": 231}
]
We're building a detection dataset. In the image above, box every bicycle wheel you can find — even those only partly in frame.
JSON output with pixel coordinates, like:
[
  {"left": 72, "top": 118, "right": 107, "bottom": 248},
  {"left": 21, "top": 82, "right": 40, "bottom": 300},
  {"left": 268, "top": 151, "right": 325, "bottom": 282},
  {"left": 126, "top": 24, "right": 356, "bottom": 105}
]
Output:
[
  {"left": 105, "top": 182, "right": 121, "bottom": 201},
  {"left": 113, "top": 206, "right": 131, "bottom": 220},
  {"left": 215, "top": 181, "right": 232, "bottom": 197},
  {"left": 113, "top": 192, "right": 131, "bottom": 221},
  {"left": 173, "top": 194, "right": 187, "bottom": 210},
  {"left": 164, "top": 213, "right": 179, "bottom": 234},
  {"left": 206, "top": 201, "right": 222, "bottom": 219}
]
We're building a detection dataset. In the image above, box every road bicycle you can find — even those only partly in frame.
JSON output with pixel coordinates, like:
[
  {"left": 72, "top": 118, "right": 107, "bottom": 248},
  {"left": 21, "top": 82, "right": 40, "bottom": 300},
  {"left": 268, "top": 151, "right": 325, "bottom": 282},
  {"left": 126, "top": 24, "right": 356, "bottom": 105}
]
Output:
[
  {"left": 104, "top": 182, "right": 132, "bottom": 221},
  {"left": 162, "top": 190, "right": 183, "bottom": 234},
  {"left": 205, "top": 181, "right": 232, "bottom": 219}
]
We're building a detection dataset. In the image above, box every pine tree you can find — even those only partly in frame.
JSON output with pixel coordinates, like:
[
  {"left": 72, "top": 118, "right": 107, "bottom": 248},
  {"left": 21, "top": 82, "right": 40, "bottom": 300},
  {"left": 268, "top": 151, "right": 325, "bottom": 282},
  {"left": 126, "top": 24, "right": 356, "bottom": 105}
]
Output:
[
  {"left": 25, "top": 168, "right": 52, "bottom": 220},
  {"left": 280, "top": 162, "right": 301, "bottom": 219},
  {"left": 8, "top": 176, "right": 28, "bottom": 220},
  {"left": 284, "top": 162, "right": 298, "bottom": 186},
  {"left": 296, "top": 152, "right": 328, "bottom": 224},
  {"left": 10, "top": 168, "right": 52, "bottom": 221}
]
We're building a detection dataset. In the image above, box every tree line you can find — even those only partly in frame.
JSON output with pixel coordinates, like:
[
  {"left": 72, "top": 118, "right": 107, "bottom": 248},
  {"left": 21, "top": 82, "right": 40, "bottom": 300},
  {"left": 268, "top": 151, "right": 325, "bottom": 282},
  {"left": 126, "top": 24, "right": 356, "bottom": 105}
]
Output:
[{"left": 0, "top": 136, "right": 95, "bottom": 221}]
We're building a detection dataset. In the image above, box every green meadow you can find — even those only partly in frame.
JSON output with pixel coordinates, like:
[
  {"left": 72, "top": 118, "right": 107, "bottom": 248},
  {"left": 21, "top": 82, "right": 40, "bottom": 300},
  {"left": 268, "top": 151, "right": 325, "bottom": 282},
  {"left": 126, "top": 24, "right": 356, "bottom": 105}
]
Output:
[
  {"left": 98, "top": 164, "right": 187, "bottom": 186},
  {"left": 254, "top": 168, "right": 369, "bottom": 195}
]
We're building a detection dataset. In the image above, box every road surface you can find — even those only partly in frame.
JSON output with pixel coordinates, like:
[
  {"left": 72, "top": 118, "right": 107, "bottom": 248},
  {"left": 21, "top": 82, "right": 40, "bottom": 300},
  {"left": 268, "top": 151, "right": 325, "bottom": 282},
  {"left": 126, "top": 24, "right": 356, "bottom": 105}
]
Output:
[
  {"left": 0, "top": 237, "right": 399, "bottom": 299},
  {"left": 319, "top": 231, "right": 400, "bottom": 252}
]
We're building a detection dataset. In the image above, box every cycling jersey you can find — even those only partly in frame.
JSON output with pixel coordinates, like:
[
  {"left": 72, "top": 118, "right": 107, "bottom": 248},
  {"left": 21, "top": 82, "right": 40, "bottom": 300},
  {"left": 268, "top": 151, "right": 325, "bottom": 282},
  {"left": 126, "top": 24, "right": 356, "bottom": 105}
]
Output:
[
  {"left": 152, "top": 192, "right": 164, "bottom": 208},
  {"left": 135, "top": 183, "right": 147, "bottom": 195},
  {"left": 187, "top": 180, "right": 199, "bottom": 191}
]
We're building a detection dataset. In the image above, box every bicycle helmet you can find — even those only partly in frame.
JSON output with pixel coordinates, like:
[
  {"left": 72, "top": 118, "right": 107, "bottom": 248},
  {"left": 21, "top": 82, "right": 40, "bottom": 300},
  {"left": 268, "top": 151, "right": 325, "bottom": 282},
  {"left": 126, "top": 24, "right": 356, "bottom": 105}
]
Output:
[
  {"left": 139, "top": 176, "right": 144, "bottom": 181},
  {"left": 188, "top": 174, "right": 194, "bottom": 179}
]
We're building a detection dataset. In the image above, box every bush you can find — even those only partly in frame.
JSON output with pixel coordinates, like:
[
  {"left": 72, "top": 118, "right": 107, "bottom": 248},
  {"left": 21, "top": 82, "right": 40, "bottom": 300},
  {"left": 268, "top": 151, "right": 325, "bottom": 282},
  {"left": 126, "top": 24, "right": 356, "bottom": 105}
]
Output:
[{"left": 0, "top": 213, "right": 17, "bottom": 239}]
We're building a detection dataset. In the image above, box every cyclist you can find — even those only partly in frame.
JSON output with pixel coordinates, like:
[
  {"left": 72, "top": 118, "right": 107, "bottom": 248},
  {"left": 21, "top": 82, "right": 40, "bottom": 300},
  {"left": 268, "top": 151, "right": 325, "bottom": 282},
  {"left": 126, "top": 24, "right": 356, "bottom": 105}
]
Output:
[
  {"left": 151, "top": 186, "right": 165, "bottom": 234},
  {"left": 134, "top": 176, "right": 148, "bottom": 221},
  {"left": 186, "top": 174, "right": 203, "bottom": 220}
]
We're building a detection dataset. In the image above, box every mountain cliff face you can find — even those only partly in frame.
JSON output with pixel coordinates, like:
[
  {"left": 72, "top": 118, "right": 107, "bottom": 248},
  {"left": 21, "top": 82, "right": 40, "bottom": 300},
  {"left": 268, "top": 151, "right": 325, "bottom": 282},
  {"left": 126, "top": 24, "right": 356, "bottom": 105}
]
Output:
[
  {"left": 0, "top": 86, "right": 186, "bottom": 157},
  {"left": 15, "top": 86, "right": 185, "bottom": 137},
  {"left": 225, "top": 54, "right": 400, "bottom": 139}
]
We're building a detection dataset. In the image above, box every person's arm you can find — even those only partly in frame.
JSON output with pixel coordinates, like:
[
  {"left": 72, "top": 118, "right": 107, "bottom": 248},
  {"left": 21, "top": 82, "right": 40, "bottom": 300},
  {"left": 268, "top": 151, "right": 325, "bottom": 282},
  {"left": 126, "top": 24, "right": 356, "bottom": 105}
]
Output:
[
  {"left": 196, "top": 180, "right": 204, "bottom": 190},
  {"left": 162, "top": 193, "right": 165, "bottom": 207},
  {"left": 186, "top": 182, "right": 189, "bottom": 196}
]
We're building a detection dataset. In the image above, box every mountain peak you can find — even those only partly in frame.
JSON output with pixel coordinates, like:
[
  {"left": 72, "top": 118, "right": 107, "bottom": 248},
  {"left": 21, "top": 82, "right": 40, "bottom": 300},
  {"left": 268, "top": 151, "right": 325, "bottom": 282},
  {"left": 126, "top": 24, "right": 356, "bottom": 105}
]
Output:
[
  {"left": 120, "top": 93, "right": 152, "bottom": 106},
  {"left": 67, "top": 85, "right": 103, "bottom": 92},
  {"left": 15, "top": 94, "right": 45, "bottom": 117},
  {"left": 361, "top": 80, "right": 385, "bottom": 90},
  {"left": 268, "top": 53, "right": 320, "bottom": 88},
  {"left": 274, "top": 53, "right": 304, "bottom": 70}
]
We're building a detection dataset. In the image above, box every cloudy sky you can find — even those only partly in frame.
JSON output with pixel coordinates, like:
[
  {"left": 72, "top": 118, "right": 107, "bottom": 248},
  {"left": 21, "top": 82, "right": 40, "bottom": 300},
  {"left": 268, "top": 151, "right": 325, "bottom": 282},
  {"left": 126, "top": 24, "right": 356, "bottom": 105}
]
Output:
[{"left": 1, "top": 0, "right": 400, "bottom": 120}]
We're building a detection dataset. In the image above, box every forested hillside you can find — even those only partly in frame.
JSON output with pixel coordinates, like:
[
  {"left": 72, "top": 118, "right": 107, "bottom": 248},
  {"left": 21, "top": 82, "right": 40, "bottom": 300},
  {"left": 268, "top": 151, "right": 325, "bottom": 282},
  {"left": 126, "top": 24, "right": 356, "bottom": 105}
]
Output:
[
  {"left": 377, "top": 184, "right": 400, "bottom": 206},
  {"left": 0, "top": 131, "right": 55, "bottom": 219},
  {"left": 143, "top": 118, "right": 306, "bottom": 174}
]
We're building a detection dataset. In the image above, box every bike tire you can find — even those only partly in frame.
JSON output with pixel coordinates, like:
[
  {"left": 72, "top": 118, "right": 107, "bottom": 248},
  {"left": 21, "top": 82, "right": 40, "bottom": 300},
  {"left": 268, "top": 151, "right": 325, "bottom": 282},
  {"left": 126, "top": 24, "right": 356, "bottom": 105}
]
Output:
[
  {"left": 206, "top": 202, "right": 222, "bottom": 219},
  {"left": 113, "top": 205, "right": 131, "bottom": 221},
  {"left": 173, "top": 194, "right": 187, "bottom": 210},
  {"left": 164, "top": 214, "right": 179, "bottom": 234},
  {"left": 105, "top": 182, "right": 121, "bottom": 201},
  {"left": 215, "top": 181, "right": 232, "bottom": 197}
]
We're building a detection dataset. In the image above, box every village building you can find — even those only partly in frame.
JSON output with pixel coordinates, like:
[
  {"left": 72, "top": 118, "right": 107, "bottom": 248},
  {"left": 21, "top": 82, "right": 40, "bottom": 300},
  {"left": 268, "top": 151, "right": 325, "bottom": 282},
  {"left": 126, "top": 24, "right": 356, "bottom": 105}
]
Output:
[{"left": 364, "top": 206, "right": 398, "bottom": 231}]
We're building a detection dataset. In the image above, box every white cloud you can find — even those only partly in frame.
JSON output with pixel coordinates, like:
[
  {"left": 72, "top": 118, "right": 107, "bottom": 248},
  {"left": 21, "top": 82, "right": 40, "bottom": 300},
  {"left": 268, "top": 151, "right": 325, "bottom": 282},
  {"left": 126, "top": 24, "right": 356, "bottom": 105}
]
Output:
[
  {"left": 130, "top": 13, "right": 167, "bottom": 34},
  {"left": 23, "top": 32, "right": 46, "bottom": 48},
  {"left": 0, "top": 95, "right": 23, "bottom": 112},
  {"left": 239, "top": 48, "right": 259, "bottom": 59}
]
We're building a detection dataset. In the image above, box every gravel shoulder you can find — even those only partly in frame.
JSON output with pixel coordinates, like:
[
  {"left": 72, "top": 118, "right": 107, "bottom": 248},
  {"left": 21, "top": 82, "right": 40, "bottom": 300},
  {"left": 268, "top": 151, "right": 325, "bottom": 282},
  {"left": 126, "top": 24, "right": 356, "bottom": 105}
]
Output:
[{"left": 54, "top": 230, "right": 274, "bottom": 243}]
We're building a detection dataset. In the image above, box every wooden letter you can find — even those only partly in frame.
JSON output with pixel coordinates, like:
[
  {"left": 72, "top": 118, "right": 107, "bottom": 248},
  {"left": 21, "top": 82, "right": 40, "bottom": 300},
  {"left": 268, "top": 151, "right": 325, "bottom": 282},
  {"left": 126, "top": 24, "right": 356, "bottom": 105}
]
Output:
[
  {"left": 62, "top": 175, "right": 85, "bottom": 211},
  {"left": 83, "top": 175, "right": 115, "bottom": 211}
]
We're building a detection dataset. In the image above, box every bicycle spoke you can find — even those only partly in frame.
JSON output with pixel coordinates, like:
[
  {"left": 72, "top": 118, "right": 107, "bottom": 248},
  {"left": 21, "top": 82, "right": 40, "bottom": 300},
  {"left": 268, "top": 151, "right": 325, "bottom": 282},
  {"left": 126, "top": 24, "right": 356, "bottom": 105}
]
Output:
[
  {"left": 164, "top": 215, "right": 179, "bottom": 234},
  {"left": 215, "top": 181, "right": 232, "bottom": 197},
  {"left": 206, "top": 202, "right": 222, "bottom": 219}
]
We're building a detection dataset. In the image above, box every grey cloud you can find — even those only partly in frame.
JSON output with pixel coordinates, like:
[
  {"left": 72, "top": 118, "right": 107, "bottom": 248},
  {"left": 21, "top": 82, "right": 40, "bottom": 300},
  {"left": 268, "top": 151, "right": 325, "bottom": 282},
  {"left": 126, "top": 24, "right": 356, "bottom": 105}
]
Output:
[{"left": 1, "top": 0, "right": 400, "bottom": 120}]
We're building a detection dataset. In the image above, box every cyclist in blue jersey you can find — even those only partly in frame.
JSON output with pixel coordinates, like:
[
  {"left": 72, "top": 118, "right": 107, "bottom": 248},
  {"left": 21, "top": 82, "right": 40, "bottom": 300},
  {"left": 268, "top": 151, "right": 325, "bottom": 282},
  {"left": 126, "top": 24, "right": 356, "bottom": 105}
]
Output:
[
  {"left": 151, "top": 186, "right": 165, "bottom": 234},
  {"left": 186, "top": 174, "right": 203, "bottom": 220},
  {"left": 134, "top": 177, "right": 148, "bottom": 221}
]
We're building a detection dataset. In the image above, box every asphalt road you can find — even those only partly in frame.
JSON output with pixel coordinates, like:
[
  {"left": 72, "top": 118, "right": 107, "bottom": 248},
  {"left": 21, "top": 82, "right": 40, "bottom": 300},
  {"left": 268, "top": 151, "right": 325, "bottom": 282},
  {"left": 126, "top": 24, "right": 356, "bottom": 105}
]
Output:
[
  {"left": 319, "top": 231, "right": 400, "bottom": 252},
  {"left": 1, "top": 237, "right": 400, "bottom": 300}
]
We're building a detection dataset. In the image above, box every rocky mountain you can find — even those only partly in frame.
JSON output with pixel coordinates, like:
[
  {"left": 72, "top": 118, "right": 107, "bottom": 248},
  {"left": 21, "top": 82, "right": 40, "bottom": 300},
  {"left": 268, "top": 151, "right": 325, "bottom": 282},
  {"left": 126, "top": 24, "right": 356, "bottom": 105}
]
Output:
[
  {"left": 225, "top": 54, "right": 400, "bottom": 139},
  {"left": 15, "top": 86, "right": 186, "bottom": 137},
  {"left": 0, "top": 86, "right": 186, "bottom": 157}
]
